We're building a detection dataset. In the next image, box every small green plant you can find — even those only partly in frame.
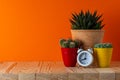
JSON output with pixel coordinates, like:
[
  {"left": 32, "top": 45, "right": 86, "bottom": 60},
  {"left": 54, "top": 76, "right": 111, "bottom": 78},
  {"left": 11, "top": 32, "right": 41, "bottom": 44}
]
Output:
[
  {"left": 94, "top": 43, "right": 113, "bottom": 48},
  {"left": 59, "top": 39, "right": 80, "bottom": 48},
  {"left": 70, "top": 10, "right": 105, "bottom": 30}
]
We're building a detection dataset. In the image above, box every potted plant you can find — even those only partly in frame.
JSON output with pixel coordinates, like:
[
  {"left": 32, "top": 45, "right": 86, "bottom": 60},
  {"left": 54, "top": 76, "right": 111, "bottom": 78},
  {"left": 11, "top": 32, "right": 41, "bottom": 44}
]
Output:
[
  {"left": 70, "top": 10, "right": 105, "bottom": 49},
  {"left": 59, "top": 39, "right": 81, "bottom": 67},
  {"left": 94, "top": 43, "right": 113, "bottom": 68}
]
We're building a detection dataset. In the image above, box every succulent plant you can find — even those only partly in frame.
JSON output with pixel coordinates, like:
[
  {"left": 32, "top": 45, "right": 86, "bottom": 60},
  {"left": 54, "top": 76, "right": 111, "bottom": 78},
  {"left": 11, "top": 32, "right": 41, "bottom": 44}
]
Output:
[
  {"left": 69, "top": 42, "right": 76, "bottom": 48},
  {"left": 62, "top": 41, "right": 69, "bottom": 48},
  {"left": 59, "top": 39, "right": 81, "bottom": 48},
  {"left": 74, "top": 40, "right": 81, "bottom": 47},
  {"left": 94, "top": 43, "right": 113, "bottom": 48},
  {"left": 67, "top": 38, "right": 72, "bottom": 43},
  {"left": 59, "top": 39, "right": 66, "bottom": 46},
  {"left": 70, "top": 10, "right": 105, "bottom": 29}
]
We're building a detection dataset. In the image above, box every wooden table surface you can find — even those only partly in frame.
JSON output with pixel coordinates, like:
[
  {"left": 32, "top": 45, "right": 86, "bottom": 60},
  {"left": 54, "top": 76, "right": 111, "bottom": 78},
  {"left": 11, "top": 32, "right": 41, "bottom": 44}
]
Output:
[{"left": 0, "top": 61, "right": 119, "bottom": 80}]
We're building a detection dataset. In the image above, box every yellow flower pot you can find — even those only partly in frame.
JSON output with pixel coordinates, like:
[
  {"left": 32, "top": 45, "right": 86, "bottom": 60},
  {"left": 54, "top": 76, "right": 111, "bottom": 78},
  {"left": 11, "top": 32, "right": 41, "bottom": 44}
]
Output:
[{"left": 94, "top": 48, "right": 113, "bottom": 68}]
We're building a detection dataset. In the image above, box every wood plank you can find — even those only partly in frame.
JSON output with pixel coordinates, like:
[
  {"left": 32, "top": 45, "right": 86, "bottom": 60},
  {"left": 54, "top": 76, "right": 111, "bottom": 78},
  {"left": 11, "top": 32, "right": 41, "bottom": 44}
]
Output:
[
  {"left": 82, "top": 68, "right": 99, "bottom": 80},
  {"left": 36, "top": 62, "right": 68, "bottom": 80},
  {"left": 0, "top": 62, "right": 18, "bottom": 80},
  {"left": 112, "top": 67, "right": 120, "bottom": 80},
  {"left": 10, "top": 62, "right": 39, "bottom": 73},
  {"left": 0, "top": 61, "right": 119, "bottom": 80},
  {"left": 37, "top": 62, "right": 53, "bottom": 73},
  {"left": 110, "top": 62, "right": 120, "bottom": 80},
  {"left": 36, "top": 62, "right": 53, "bottom": 80},
  {"left": 19, "top": 73, "right": 35, "bottom": 80},
  {"left": 50, "top": 62, "right": 68, "bottom": 80},
  {"left": 10, "top": 62, "right": 39, "bottom": 80},
  {"left": 110, "top": 62, "right": 120, "bottom": 67},
  {"left": 0, "top": 73, "right": 18, "bottom": 80},
  {"left": 66, "top": 67, "right": 84, "bottom": 80},
  {"left": 96, "top": 68, "right": 115, "bottom": 80},
  {"left": 50, "top": 62, "right": 67, "bottom": 73},
  {"left": 0, "top": 62, "right": 17, "bottom": 73}
]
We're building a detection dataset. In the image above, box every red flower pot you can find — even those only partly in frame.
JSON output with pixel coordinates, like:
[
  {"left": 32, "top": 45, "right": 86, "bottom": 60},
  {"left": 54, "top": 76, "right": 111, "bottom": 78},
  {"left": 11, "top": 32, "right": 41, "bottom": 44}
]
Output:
[{"left": 61, "top": 48, "right": 78, "bottom": 67}]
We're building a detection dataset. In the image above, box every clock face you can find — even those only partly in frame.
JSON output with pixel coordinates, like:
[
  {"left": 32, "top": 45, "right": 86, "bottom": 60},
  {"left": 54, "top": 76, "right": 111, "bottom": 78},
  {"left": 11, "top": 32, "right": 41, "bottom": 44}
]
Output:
[{"left": 77, "top": 51, "right": 93, "bottom": 67}]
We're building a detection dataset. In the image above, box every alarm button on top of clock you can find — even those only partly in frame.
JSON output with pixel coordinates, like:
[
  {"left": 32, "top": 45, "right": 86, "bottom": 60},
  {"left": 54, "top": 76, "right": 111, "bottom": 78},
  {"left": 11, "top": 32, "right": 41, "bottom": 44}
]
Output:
[{"left": 77, "top": 49, "right": 83, "bottom": 53}]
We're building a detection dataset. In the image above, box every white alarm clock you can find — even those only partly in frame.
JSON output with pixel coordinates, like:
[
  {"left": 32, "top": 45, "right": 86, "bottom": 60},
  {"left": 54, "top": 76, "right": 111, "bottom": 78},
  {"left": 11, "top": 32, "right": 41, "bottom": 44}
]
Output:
[{"left": 77, "top": 48, "right": 93, "bottom": 67}]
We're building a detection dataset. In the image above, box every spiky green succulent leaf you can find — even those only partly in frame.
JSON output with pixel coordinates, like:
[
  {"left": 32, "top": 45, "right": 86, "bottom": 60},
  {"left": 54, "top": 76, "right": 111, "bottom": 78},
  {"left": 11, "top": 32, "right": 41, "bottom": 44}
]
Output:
[{"left": 70, "top": 10, "right": 104, "bottom": 29}]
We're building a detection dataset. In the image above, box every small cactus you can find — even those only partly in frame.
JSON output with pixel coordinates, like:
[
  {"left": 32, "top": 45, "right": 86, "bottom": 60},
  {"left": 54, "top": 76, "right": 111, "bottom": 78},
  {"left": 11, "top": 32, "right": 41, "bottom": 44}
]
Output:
[
  {"left": 62, "top": 41, "right": 69, "bottom": 48},
  {"left": 94, "top": 44, "right": 99, "bottom": 48},
  {"left": 106, "top": 43, "right": 112, "bottom": 48},
  {"left": 74, "top": 40, "right": 80, "bottom": 47},
  {"left": 69, "top": 42, "right": 76, "bottom": 48},
  {"left": 94, "top": 43, "right": 113, "bottom": 48},
  {"left": 59, "top": 38, "right": 81, "bottom": 48},
  {"left": 59, "top": 39, "right": 66, "bottom": 46},
  {"left": 67, "top": 38, "right": 72, "bottom": 43}
]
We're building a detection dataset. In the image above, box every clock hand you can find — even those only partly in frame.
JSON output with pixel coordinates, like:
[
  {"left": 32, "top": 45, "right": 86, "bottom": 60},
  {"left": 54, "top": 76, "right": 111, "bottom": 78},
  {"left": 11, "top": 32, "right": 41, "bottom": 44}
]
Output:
[
  {"left": 81, "top": 53, "right": 85, "bottom": 60},
  {"left": 80, "top": 58, "right": 85, "bottom": 62},
  {"left": 82, "top": 53, "right": 86, "bottom": 60},
  {"left": 79, "top": 53, "right": 87, "bottom": 64},
  {"left": 85, "top": 53, "right": 87, "bottom": 60},
  {"left": 85, "top": 53, "right": 87, "bottom": 57},
  {"left": 80, "top": 59, "right": 86, "bottom": 64}
]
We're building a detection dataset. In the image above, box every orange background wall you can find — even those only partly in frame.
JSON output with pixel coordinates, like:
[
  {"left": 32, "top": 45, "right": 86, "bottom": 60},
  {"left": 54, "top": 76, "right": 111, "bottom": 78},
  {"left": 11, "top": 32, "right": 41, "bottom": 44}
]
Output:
[{"left": 0, "top": 0, "right": 120, "bottom": 61}]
